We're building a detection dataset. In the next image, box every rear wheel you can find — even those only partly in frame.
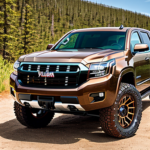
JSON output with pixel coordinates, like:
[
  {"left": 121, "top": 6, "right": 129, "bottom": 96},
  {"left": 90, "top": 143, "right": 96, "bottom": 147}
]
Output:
[
  {"left": 14, "top": 101, "right": 54, "bottom": 128},
  {"left": 99, "top": 83, "right": 142, "bottom": 138}
]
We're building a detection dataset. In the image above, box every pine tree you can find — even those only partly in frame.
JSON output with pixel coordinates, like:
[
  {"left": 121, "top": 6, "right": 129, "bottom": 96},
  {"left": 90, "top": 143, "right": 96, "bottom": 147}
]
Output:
[
  {"left": 21, "top": 0, "right": 38, "bottom": 54},
  {"left": 0, "top": 0, "right": 18, "bottom": 60}
]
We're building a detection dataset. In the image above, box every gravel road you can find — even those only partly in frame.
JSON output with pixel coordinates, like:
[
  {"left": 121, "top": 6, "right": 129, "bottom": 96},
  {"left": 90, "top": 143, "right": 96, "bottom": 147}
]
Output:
[{"left": 0, "top": 92, "right": 150, "bottom": 150}]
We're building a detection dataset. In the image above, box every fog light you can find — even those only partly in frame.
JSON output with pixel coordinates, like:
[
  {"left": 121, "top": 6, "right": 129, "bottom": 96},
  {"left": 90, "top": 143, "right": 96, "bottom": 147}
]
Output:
[
  {"left": 99, "top": 92, "right": 104, "bottom": 97},
  {"left": 90, "top": 92, "right": 105, "bottom": 103}
]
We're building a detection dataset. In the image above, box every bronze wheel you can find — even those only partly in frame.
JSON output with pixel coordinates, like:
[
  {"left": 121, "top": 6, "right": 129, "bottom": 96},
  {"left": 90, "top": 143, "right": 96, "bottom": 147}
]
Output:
[
  {"left": 99, "top": 83, "right": 142, "bottom": 138},
  {"left": 118, "top": 94, "right": 135, "bottom": 128}
]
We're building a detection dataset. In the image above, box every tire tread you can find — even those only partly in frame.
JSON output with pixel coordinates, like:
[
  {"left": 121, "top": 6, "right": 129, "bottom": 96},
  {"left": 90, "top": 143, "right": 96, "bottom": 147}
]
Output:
[{"left": 99, "top": 83, "right": 142, "bottom": 138}]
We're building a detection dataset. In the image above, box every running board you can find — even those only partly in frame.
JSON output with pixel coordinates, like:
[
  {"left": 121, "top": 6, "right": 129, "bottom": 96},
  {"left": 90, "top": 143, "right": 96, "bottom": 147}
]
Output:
[{"left": 141, "top": 90, "right": 150, "bottom": 99}]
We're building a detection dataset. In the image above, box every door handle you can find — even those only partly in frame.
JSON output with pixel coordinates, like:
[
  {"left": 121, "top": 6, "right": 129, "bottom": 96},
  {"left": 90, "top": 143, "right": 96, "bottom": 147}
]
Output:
[{"left": 145, "top": 57, "right": 150, "bottom": 61}]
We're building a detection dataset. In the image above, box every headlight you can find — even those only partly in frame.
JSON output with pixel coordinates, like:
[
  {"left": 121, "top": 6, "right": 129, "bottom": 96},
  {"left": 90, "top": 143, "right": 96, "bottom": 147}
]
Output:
[
  {"left": 88, "top": 59, "right": 115, "bottom": 78},
  {"left": 13, "top": 60, "right": 20, "bottom": 75}
]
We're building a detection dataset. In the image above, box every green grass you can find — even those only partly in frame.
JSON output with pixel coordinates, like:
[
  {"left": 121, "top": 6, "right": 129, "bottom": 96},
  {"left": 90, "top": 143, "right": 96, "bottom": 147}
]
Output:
[{"left": 0, "top": 56, "right": 13, "bottom": 93}]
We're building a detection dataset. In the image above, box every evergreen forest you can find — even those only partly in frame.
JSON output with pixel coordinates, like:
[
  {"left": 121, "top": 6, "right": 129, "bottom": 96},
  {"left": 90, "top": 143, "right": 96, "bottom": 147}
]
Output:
[{"left": 1, "top": 0, "right": 150, "bottom": 61}]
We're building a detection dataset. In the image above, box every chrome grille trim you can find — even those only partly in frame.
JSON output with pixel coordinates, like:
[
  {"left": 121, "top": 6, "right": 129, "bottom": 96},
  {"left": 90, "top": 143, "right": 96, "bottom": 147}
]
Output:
[
  {"left": 66, "top": 66, "right": 70, "bottom": 72},
  {"left": 56, "top": 65, "right": 59, "bottom": 72},
  {"left": 22, "top": 64, "right": 79, "bottom": 72},
  {"left": 46, "top": 65, "right": 50, "bottom": 72},
  {"left": 28, "top": 65, "right": 31, "bottom": 71},
  {"left": 37, "top": 65, "right": 40, "bottom": 71}
]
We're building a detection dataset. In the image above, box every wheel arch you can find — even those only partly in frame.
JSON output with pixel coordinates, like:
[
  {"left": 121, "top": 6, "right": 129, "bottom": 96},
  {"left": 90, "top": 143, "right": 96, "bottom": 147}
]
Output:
[{"left": 115, "top": 67, "right": 135, "bottom": 98}]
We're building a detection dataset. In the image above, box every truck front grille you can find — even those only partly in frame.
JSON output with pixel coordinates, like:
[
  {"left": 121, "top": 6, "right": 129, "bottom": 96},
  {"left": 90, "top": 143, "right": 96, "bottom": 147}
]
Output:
[{"left": 18, "top": 64, "right": 86, "bottom": 88}]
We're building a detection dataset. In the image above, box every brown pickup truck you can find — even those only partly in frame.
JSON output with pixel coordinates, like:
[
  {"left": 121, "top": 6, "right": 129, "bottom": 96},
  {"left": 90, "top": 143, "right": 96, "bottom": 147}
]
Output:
[{"left": 10, "top": 25, "right": 150, "bottom": 138}]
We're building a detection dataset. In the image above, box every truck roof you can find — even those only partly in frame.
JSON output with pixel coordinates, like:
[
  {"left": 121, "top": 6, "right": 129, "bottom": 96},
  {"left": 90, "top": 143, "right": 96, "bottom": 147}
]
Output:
[{"left": 72, "top": 27, "right": 149, "bottom": 33}]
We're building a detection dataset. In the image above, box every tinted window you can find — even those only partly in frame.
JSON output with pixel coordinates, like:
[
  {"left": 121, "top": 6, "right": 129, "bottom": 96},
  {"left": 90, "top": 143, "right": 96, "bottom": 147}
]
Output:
[
  {"left": 130, "top": 32, "right": 141, "bottom": 52},
  {"left": 54, "top": 31, "right": 126, "bottom": 51},
  {"left": 141, "top": 32, "right": 150, "bottom": 48}
]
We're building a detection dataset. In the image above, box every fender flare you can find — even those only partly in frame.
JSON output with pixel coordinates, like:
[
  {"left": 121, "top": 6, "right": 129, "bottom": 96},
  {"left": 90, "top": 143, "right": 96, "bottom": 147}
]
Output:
[{"left": 115, "top": 67, "right": 135, "bottom": 99}]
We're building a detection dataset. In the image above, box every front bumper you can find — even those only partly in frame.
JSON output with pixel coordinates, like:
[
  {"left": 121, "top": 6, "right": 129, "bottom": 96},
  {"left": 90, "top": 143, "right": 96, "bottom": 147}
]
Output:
[{"left": 10, "top": 73, "right": 118, "bottom": 111}]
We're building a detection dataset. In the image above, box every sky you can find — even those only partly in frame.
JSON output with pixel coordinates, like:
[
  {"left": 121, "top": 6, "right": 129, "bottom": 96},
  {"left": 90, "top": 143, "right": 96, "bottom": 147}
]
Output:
[{"left": 89, "top": 0, "right": 150, "bottom": 16}]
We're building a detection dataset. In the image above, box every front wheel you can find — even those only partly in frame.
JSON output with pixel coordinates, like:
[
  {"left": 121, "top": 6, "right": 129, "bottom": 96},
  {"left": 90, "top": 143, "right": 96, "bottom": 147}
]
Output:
[
  {"left": 14, "top": 101, "right": 54, "bottom": 128},
  {"left": 99, "top": 83, "right": 142, "bottom": 138}
]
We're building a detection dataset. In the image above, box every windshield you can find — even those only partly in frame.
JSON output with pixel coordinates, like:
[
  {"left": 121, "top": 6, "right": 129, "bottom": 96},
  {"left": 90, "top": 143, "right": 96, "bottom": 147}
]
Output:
[{"left": 53, "top": 31, "right": 126, "bottom": 51}]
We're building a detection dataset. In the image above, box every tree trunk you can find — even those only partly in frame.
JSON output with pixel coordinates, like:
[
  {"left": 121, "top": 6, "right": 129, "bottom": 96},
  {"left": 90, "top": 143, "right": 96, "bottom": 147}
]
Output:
[
  {"left": 24, "top": 3, "right": 28, "bottom": 54},
  {"left": 3, "top": 0, "right": 7, "bottom": 59},
  {"left": 51, "top": 14, "right": 54, "bottom": 38},
  {"left": 20, "top": 0, "right": 25, "bottom": 27}
]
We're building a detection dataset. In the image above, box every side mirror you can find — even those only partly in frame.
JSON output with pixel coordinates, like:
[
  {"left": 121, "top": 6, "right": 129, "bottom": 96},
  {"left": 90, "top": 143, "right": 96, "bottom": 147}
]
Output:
[
  {"left": 134, "top": 44, "right": 149, "bottom": 52},
  {"left": 47, "top": 44, "right": 54, "bottom": 50}
]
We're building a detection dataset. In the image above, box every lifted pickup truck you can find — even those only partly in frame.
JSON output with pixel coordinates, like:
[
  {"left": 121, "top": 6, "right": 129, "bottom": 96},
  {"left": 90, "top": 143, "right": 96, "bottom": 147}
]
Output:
[{"left": 10, "top": 26, "right": 150, "bottom": 138}]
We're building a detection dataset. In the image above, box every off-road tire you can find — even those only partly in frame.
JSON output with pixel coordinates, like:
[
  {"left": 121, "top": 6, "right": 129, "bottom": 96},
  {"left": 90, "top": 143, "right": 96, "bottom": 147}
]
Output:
[
  {"left": 14, "top": 101, "right": 54, "bottom": 128},
  {"left": 99, "top": 83, "right": 142, "bottom": 138}
]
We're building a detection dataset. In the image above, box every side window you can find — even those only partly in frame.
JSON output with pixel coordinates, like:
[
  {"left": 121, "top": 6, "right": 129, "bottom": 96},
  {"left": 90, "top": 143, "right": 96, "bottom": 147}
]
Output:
[
  {"left": 130, "top": 32, "right": 141, "bottom": 52},
  {"left": 140, "top": 32, "right": 150, "bottom": 48}
]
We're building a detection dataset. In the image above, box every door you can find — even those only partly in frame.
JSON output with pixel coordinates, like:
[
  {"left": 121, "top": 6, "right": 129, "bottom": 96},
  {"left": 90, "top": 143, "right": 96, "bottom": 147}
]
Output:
[
  {"left": 131, "top": 31, "right": 150, "bottom": 92},
  {"left": 140, "top": 31, "right": 150, "bottom": 89}
]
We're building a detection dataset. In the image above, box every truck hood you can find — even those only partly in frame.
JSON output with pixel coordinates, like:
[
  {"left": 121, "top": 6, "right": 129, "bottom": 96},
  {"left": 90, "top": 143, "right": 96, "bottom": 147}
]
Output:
[{"left": 19, "top": 49, "right": 125, "bottom": 64}]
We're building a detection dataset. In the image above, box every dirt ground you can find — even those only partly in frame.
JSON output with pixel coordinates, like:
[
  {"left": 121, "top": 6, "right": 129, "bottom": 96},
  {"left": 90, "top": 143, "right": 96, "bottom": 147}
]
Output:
[{"left": 0, "top": 92, "right": 150, "bottom": 150}]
